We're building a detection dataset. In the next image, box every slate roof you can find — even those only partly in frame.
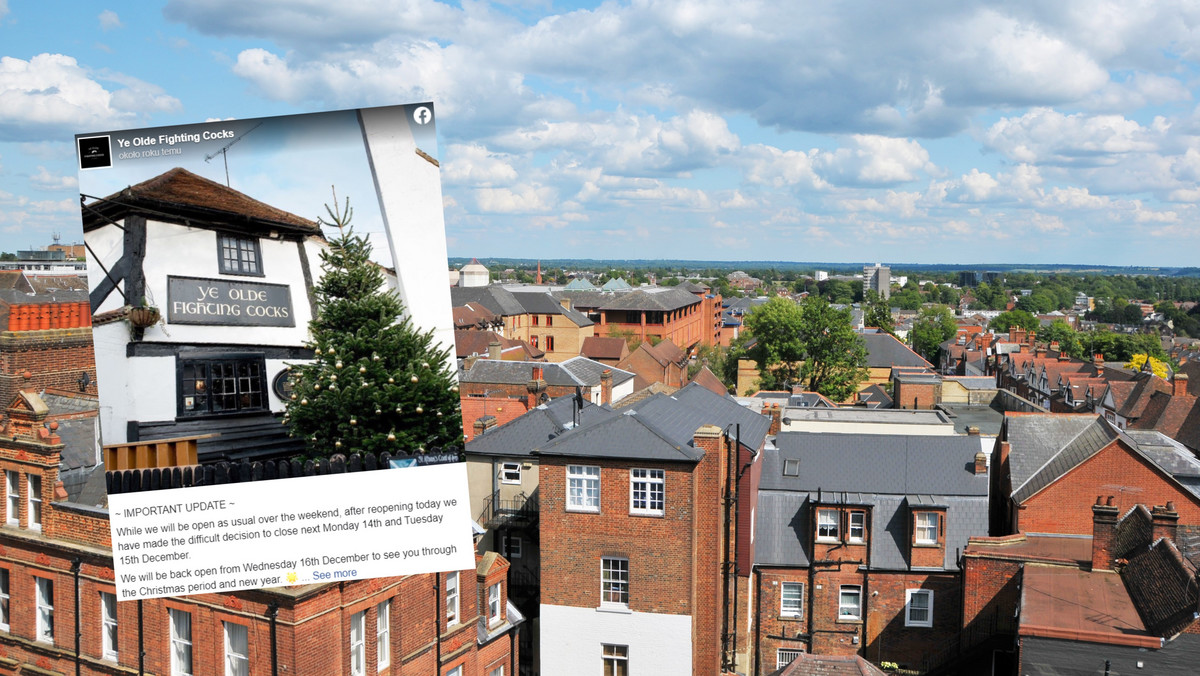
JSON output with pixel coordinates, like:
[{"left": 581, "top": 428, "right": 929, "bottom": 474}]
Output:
[
  {"left": 666, "top": 382, "right": 772, "bottom": 451},
  {"left": 559, "top": 357, "right": 635, "bottom": 388},
  {"left": 1013, "top": 417, "right": 1121, "bottom": 503},
  {"left": 532, "top": 408, "right": 705, "bottom": 463},
  {"left": 676, "top": 281, "right": 710, "bottom": 294},
  {"left": 1122, "top": 538, "right": 1198, "bottom": 638},
  {"left": 757, "top": 433, "right": 989, "bottom": 571},
  {"left": 858, "top": 329, "right": 932, "bottom": 369},
  {"left": 459, "top": 358, "right": 633, "bottom": 388},
  {"left": 509, "top": 290, "right": 594, "bottom": 327},
  {"left": 450, "top": 286, "right": 526, "bottom": 316},
  {"left": 83, "top": 167, "right": 320, "bottom": 234},
  {"left": 557, "top": 287, "right": 700, "bottom": 312},
  {"left": 1004, "top": 414, "right": 1098, "bottom": 498},
  {"left": 855, "top": 383, "right": 893, "bottom": 408},
  {"left": 466, "top": 397, "right": 616, "bottom": 457}
]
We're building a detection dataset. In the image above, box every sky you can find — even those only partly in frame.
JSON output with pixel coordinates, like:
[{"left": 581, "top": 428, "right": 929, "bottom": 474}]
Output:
[{"left": 3, "top": 1, "right": 1200, "bottom": 267}]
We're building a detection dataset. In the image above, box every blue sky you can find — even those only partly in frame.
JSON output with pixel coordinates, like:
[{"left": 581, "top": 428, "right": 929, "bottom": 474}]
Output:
[{"left": 3, "top": 1, "right": 1200, "bottom": 266}]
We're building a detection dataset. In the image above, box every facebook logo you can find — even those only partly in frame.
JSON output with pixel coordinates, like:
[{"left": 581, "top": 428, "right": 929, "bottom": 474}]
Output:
[{"left": 412, "top": 106, "right": 433, "bottom": 125}]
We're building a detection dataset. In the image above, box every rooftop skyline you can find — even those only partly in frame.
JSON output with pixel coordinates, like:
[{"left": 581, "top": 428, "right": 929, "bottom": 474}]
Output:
[{"left": 3, "top": 2, "right": 1200, "bottom": 265}]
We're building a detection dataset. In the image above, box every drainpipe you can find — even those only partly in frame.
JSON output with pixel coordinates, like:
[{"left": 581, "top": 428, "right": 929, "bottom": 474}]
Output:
[
  {"left": 71, "top": 557, "right": 81, "bottom": 676},
  {"left": 137, "top": 599, "right": 144, "bottom": 675},
  {"left": 435, "top": 577, "right": 442, "bottom": 672},
  {"left": 268, "top": 601, "right": 279, "bottom": 676},
  {"left": 752, "top": 565, "right": 762, "bottom": 676}
]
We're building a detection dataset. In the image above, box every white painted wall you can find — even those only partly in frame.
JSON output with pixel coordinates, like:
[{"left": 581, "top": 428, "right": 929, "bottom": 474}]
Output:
[{"left": 539, "top": 604, "right": 692, "bottom": 675}]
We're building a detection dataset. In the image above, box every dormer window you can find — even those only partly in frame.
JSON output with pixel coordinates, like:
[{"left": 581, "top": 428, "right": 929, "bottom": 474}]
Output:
[
  {"left": 783, "top": 459, "right": 800, "bottom": 476},
  {"left": 817, "top": 508, "right": 839, "bottom": 541},
  {"left": 217, "top": 235, "right": 263, "bottom": 276},
  {"left": 913, "top": 511, "right": 941, "bottom": 546}
]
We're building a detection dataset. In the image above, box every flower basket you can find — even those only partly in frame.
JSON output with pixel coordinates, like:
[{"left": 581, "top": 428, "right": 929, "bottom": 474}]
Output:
[{"left": 128, "top": 306, "right": 161, "bottom": 328}]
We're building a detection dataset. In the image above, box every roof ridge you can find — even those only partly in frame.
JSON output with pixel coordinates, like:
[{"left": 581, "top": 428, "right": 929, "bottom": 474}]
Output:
[{"left": 1012, "top": 416, "right": 1116, "bottom": 498}]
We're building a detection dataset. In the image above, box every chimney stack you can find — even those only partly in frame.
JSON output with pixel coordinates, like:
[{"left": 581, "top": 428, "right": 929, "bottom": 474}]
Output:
[
  {"left": 488, "top": 340, "right": 502, "bottom": 360},
  {"left": 527, "top": 366, "right": 547, "bottom": 408},
  {"left": 1091, "top": 496, "right": 1119, "bottom": 571},
  {"left": 1174, "top": 373, "right": 1190, "bottom": 397},
  {"left": 973, "top": 450, "right": 988, "bottom": 475},
  {"left": 600, "top": 369, "right": 613, "bottom": 406},
  {"left": 1151, "top": 502, "right": 1179, "bottom": 543}
]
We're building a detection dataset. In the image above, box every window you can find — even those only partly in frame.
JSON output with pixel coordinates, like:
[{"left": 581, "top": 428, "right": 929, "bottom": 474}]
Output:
[
  {"left": 848, "top": 511, "right": 866, "bottom": 543},
  {"left": 545, "top": 335, "right": 555, "bottom": 351},
  {"left": 27, "top": 475, "right": 41, "bottom": 531},
  {"left": 500, "top": 462, "right": 522, "bottom": 485},
  {"left": 0, "top": 569, "right": 8, "bottom": 630},
  {"left": 532, "top": 315, "right": 539, "bottom": 326},
  {"left": 35, "top": 577, "right": 52, "bottom": 643},
  {"left": 630, "top": 468, "right": 665, "bottom": 515},
  {"left": 915, "top": 512, "right": 939, "bottom": 545},
  {"left": 224, "top": 622, "right": 249, "bottom": 676},
  {"left": 777, "top": 649, "right": 803, "bottom": 668},
  {"left": 530, "top": 335, "right": 538, "bottom": 349},
  {"left": 446, "top": 667, "right": 463, "bottom": 676},
  {"left": 169, "top": 608, "right": 192, "bottom": 675},
  {"left": 101, "top": 592, "right": 118, "bottom": 660},
  {"left": 780, "top": 582, "right": 803, "bottom": 618},
  {"left": 217, "top": 235, "right": 262, "bottom": 276},
  {"left": 5, "top": 471, "right": 16, "bottom": 525},
  {"left": 567, "top": 465, "right": 600, "bottom": 512},
  {"left": 817, "top": 508, "right": 839, "bottom": 541},
  {"left": 446, "top": 572, "right": 459, "bottom": 626},
  {"left": 782, "top": 458, "right": 800, "bottom": 476},
  {"left": 179, "top": 355, "right": 268, "bottom": 417},
  {"left": 906, "top": 589, "right": 934, "bottom": 627},
  {"left": 838, "top": 585, "right": 861, "bottom": 620},
  {"left": 377, "top": 600, "right": 390, "bottom": 669},
  {"left": 488, "top": 667, "right": 504, "bottom": 676},
  {"left": 602, "top": 644, "right": 628, "bottom": 676},
  {"left": 601, "top": 557, "right": 629, "bottom": 607},
  {"left": 350, "top": 610, "right": 365, "bottom": 676},
  {"left": 488, "top": 582, "right": 502, "bottom": 625},
  {"left": 546, "top": 315, "right": 554, "bottom": 327},
  {"left": 502, "top": 535, "right": 522, "bottom": 560}
]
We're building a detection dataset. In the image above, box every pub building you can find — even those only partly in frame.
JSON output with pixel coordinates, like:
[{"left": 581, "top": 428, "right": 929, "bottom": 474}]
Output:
[{"left": 83, "top": 167, "right": 328, "bottom": 462}]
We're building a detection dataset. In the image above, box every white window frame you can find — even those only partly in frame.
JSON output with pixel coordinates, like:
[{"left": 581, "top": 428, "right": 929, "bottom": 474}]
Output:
[
  {"left": 915, "top": 511, "right": 938, "bottom": 545},
  {"left": 905, "top": 589, "right": 934, "bottom": 627},
  {"left": 446, "top": 667, "right": 463, "bottom": 676},
  {"left": 35, "top": 577, "right": 52, "bottom": 643},
  {"left": 488, "top": 582, "right": 502, "bottom": 625},
  {"left": 5, "top": 471, "right": 17, "bottom": 525},
  {"left": 848, "top": 510, "right": 866, "bottom": 543},
  {"left": 602, "top": 644, "right": 628, "bottom": 676},
  {"left": 601, "top": 557, "right": 629, "bottom": 607},
  {"left": 780, "top": 582, "right": 803, "bottom": 618},
  {"left": 816, "top": 508, "right": 839, "bottom": 541},
  {"left": 503, "top": 535, "right": 522, "bottom": 560},
  {"left": 567, "top": 465, "right": 600, "bottom": 512},
  {"left": 169, "top": 608, "right": 192, "bottom": 676},
  {"left": 350, "top": 610, "right": 365, "bottom": 676},
  {"left": 224, "top": 621, "right": 249, "bottom": 676},
  {"left": 500, "top": 462, "right": 522, "bottom": 485},
  {"left": 27, "top": 474, "right": 41, "bottom": 531},
  {"left": 838, "top": 585, "right": 862, "bottom": 621},
  {"left": 101, "top": 591, "right": 118, "bottom": 661},
  {"left": 488, "top": 666, "right": 504, "bottom": 676},
  {"left": 629, "top": 468, "right": 665, "bottom": 516},
  {"left": 777, "top": 648, "right": 804, "bottom": 668},
  {"left": 0, "top": 568, "right": 8, "bottom": 631},
  {"left": 377, "top": 600, "right": 391, "bottom": 670},
  {"left": 446, "top": 572, "right": 459, "bottom": 626}
]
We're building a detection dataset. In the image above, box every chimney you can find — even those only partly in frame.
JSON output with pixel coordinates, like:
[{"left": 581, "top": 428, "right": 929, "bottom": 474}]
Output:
[
  {"left": 472, "top": 415, "right": 498, "bottom": 439},
  {"left": 1094, "top": 353, "right": 1104, "bottom": 364},
  {"left": 1035, "top": 346, "right": 1047, "bottom": 358},
  {"left": 488, "top": 340, "right": 502, "bottom": 360},
  {"left": 1174, "top": 373, "right": 1189, "bottom": 397},
  {"left": 560, "top": 297, "right": 572, "bottom": 311},
  {"left": 1092, "top": 496, "right": 1119, "bottom": 571},
  {"left": 464, "top": 355, "right": 479, "bottom": 371},
  {"left": 967, "top": 426, "right": 980, "bottom": 437},
  {"left": 600, "top": 369, "right": 613, "bottom": 406},
  {"left": 1151, "top": 502, "right": 1179, "bottom": 543},
  {"left": 767, "top": 403, "right": 782, "bottom": 435},
  {"left": 973, "top": 450, "right": 988, "bottom": 475},
  {"left": 1050, "top": 341, "right": 1060, "bottom": 352},
  {"left": 527, "top": 366, "right": 547, "bottom": 408}
]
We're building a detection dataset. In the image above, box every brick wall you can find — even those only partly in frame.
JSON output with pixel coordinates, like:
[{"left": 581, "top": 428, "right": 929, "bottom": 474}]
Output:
[
  {"left": 0, "top": 329, "right": 98, "bottom": 411},
  {"left": 961, "top": 551, "right": 1022, "bottom": 631}
]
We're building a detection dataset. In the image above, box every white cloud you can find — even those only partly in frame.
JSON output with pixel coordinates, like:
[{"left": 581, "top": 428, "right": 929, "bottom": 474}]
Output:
[
  {"left": 474, "top": 185, "right": 555, "bottom": 213},
  {"left": 442, "top": 144, "right": 519, "bottom": 187},
  {"left": 99, "top": 10, "right": 123, "bottom": 31},
  {"left": 743, "top": 145, "right": 826, "bottom": 190},
  {"left": 984, "top": 108, "right": 1157, "bottom": 165},
  {"left": 814, "top": 135, "right": 935, "bottom": 186},
  {"left": 0, "top": 54, "right": 181, "bottom": 141},
  {"left": 29, "top": 167, "right": 77, "bottom": 191}
]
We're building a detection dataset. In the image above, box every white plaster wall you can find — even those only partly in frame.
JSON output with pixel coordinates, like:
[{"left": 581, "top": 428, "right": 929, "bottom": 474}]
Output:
[
  {"left": 356, "top": 108, "right": 457, "bottom": 376},
  {"left": 86, "top": 225, "right": 127, "bottom": 315},
  {"left": 539, "top": 604, "right": 692, "bottom": 675},
  {"left": 93, "top": 320, "right": 174, "bottom": 444}
]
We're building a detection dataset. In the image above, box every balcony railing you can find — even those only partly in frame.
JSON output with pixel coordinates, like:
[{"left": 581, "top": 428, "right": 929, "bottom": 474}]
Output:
[{"left": 480, "top": 491, "right": 539, "bottom": 530}]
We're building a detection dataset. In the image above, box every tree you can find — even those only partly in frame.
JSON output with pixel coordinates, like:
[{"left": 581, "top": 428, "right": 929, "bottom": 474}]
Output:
[
  {"left": 796, "top": 296, "right": 868, "bottom": 400},
  {"left": 1039, "top": 320, "right": 1082, "bottom": 359},
  {"left": 1125, "top": 354, "right": 1169, "bottom": 379},
  {"left": 910, "top": 305, "right": 957, "bottom": 362},
  {"left": 284, "top": 197, "right": 462, "bottom": 457},
  {"left": 744, "top": 297, "right": 807, "bottom": 389},
  {"left": 988, "top": 309, "right": 1038, "bottom": 333},
  {"left": 863, "top": 290, "right": 894, "bottom": 335}
]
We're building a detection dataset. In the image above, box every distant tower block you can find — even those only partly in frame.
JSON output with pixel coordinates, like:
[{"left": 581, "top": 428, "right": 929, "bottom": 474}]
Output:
[
  {"left": 863, "top": 263, "right": 891, "bottom": 300},
  {"left": 459, "top": 258, "right": 489, "bottom": 287}
]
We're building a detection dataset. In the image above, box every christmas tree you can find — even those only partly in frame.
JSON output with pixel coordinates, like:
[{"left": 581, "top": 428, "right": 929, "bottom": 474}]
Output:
[{"left": 284, "top": 195, "right": 462, "bottom": 457}]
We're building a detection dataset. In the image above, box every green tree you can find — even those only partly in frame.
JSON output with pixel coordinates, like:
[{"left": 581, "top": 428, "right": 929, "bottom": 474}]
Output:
[
  {"left": 989, "top": 309, "right": 1038, "bottom": 333},
  {"left": 796, "top": 296, "right": 868, "bottom": 400},
  {"left": 285, "top": 197, "right": 462, "bottom": 457},
  {"left": 1039, "top": 320, "right": 1082, "bottom": 358},
  {"left": 910, "top": 305, "right": 958, "bottom": 362},
  {"left": 744, "top": 297, "right": 807, "bottom": 388},
  {"left": 863, "top": 290, "right": 895, "bottom": 335}
]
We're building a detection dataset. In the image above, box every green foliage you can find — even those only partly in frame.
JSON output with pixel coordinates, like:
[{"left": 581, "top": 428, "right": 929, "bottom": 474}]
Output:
[
  {"left": 1039, "top": 320, "right": 1083, "bottom": 359},
  {"left": 744, "top": 297, "right": 807, "bottom": 388},
  {"left": 910, "top": 305, "right": 958, "bottom": 361},
  {"left": 989, "top": 309, "right": 1039, "bottom": 332},
  {"left": 863, "top": 290, "right": 895, "bottom": 334},
  {"left": 796, "top": 296, "right": 868, "bottom": 400},
  {"left": 285, "top": 197, "right": 462, "bottom": 458}
]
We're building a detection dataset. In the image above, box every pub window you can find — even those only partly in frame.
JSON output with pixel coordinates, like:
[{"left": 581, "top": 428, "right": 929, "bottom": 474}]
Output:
[
  {"left": 217, "top": 235, "right": 263, "bottom": 277},
  {"left": 178, "top": 355, "right": 268, "bottom": 417}
]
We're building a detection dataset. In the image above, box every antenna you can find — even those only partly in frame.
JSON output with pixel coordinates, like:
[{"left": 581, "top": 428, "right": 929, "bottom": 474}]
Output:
[
  {"left": 204, "top": 122, "right": 263, "bottom": 187},
  {"left": 52, "top": 232, "right": 61, "bottom": 246}
]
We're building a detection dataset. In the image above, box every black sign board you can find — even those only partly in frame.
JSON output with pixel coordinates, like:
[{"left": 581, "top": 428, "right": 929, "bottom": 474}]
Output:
[{"left": 167, "top": 276, "right": 295, "bottom": 327}]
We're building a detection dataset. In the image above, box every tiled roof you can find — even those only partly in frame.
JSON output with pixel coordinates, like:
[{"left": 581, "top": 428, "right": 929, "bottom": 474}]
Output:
[
  {"left": 460, "top": 358, "right": 631, "bottom": 388},
  {"left": 558, "top": 287, "right": 701, "bottom": 312},
  {"left": 532, "top": 408, "right": 705, "bottom": 462},
  {"left": 687, "top": 366, "right": 727, "bottom": 396},
  {"left": 676, "top": 281, "right": 710, "bottom": 294},
  {"left": 453, "top": 330, "right": 538, "bottom": 360},
  {"left": 644, "top": 339, "right": 686, "bottom": 366},
  {"left": 465, "top": 397, "right": 616, "bottom": 457},
  {"left": 509, "top": 290, "right": 594, "bottom": 327},
  {"left": 771, "top": 652, "right": 888, "bottom": 676},
  {"left": 452, "top": 303, "right": 498, "bottom": 329},
  {"left": 1123, "top": 539, "right": 1199, "bottom": 638},
  {"left": 610, "top": 382, "right": 678, "bottom": 409},
  {"left": 580, "top": 336, "right": 628, "bottom": 361},
  {"left": 450, "top": 286, "right": 526, "bottom": 316},
  {"left": 90, "top": 167, "right": 319, "bottom": 233}
]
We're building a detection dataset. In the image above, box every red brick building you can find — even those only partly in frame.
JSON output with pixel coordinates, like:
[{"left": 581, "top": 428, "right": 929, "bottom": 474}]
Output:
[{"left": 751, "top": 432, "right": 989, "bottom": 674}]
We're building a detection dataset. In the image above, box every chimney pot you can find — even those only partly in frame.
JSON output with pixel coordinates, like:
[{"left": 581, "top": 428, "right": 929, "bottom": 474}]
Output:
[
  {"left": 1106, "top": 495, "right": 1115, "bottom": 506},
  {"left": 967, "top": 426, "right": 980, "bottom": 437}
]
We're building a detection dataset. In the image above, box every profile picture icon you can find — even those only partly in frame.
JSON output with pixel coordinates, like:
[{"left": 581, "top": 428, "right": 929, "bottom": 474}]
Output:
[{"left": 78, "top": 135, "right": 112, "bottom": 170}]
